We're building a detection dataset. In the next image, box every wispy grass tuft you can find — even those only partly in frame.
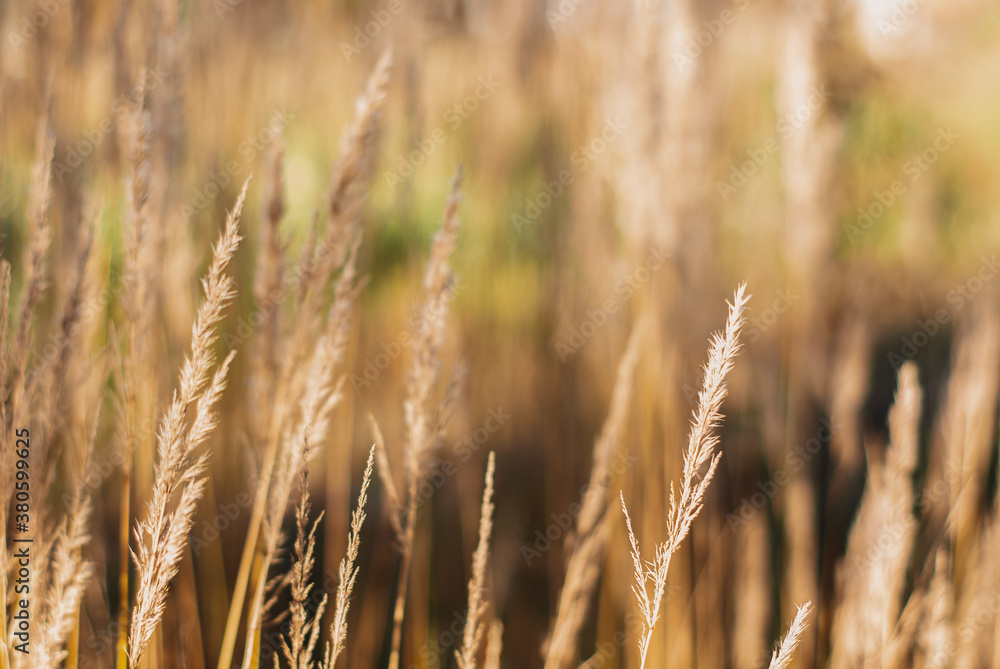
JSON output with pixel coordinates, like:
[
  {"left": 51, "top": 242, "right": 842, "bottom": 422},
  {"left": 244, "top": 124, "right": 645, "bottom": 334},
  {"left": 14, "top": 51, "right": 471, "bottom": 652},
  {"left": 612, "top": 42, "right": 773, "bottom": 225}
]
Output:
[
  {"left": 128, "top": 179, "right": 249, "bottom": 668},
  {"left": 621, "top": 283, "right": 749, "bottom": 669}
]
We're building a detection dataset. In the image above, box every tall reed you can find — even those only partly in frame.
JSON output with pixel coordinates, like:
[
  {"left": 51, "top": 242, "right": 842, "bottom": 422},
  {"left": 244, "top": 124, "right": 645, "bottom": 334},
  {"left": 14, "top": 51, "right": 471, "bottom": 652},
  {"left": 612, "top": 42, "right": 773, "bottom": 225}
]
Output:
[
  {"left": 128, "top": 180, "right": 249, "bottom": 668},
  {"left": 621, "top": 283, "right": 748, "bottom": 669}
]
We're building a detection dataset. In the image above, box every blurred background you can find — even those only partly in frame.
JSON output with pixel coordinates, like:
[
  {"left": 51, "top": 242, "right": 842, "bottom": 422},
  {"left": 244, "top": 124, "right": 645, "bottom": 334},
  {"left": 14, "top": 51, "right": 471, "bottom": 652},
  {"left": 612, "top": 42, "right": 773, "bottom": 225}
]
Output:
[{"left": 2, "top": 0, "right": 1000, "bottom": 667}]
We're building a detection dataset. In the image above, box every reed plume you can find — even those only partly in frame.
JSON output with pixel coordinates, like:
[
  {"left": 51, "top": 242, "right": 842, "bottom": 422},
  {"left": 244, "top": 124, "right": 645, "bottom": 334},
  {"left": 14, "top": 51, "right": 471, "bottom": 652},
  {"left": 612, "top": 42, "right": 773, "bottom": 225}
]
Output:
[
  {"left": 127, "top": 179, "right": 249, "bottom": 668},
  {"left": 830, "top": 361, "right": 921, "bottom": 669},
  {"left": 115, "top": 90, "right": 154, "bottom": 669},
  {"left": 251, "top": 138, "right": 288, "bottom": 445},
  {"left": 278, "top": 449, "right": 326, "bottom": 669},
  {"left": 7, "top": 121, "right": 55, "bottom": 421},
  {"left": 33, "top": 397, "right": 104, "bottom": 669},
  {"left": 322, "top": 445, "right": 376, "bottom": 669},
  {"left": 621, "top": 283, "right": 749, "bottom": 669},
  {"left": 767, "top": 603, "right": 814, "bottom": 669},
  {"left": 915, "top": 551, "right": 953, "bottom": 669},
  {"left": 242, "top": 224, "right": 363, "bottom": 666},
  {"left": 940, "top": 308, "right": 999, "bottom": 586},
  {"left": 5, "top": 7, "right": 1000, "bottom": 669},
  {"left": 295, "top": 48, "right": 392, "bottom": 323},
  {"left": 456, "top": 451, "right": 497, "bottom": 669},
  {"left": 381, "top": 169, "right": 465, "bottom": 669},
  {"left": 484, "top": 621, "right": 504, "bottom": 669},
  {"left": 29, "top": 208, "right": 95, "bottom": 485},
  {"left": 218, "top": 52, "right": 391, "bottom": 669}
]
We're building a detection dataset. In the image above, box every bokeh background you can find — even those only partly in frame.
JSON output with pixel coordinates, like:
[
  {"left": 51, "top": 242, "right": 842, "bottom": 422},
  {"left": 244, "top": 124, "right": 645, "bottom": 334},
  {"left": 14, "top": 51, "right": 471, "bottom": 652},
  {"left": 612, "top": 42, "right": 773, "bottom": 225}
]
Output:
[{"left": 2, "top": 0, "right": 1000, "bottom": 667}]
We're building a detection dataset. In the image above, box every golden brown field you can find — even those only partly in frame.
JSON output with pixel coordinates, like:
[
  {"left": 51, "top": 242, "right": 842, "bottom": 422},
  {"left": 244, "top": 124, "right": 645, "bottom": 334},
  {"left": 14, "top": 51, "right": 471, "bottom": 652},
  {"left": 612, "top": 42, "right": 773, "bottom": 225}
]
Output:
[{"left": 2, "top": 0, "right": 1000, "bottom": 667}]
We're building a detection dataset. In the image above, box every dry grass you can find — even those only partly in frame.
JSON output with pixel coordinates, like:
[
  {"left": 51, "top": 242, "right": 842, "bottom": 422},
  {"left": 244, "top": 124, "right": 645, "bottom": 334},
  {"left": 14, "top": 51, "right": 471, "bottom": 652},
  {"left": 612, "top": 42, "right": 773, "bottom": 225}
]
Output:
[
  {"left": 377, "top": 168, "right": 465, "bottom": 669},
  {"left": 128, "top": 178, "right": 248, "bottom": 668},
  {"left": 620, "top": 285, "right": 748, "bottom": 669},
  {"left": 455, "top": 450, "right": 497, "bottom": 669},
  {"left": 3, "top": 2, "right": 1000, "bottom": 669},
  {"left": 322, "top": 444, "right": 375, "bottom": 669},
  {"left": 768, "top": 603, "right": 814, "bottom": 669}
]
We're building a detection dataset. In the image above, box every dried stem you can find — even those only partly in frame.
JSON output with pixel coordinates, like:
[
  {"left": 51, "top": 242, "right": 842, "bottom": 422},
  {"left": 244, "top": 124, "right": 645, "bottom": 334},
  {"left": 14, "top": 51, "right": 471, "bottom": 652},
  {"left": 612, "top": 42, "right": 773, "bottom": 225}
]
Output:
[
  {"left": 622, "top": 283, "right": 749, "bottom": 669},
  {"left": 456, "top": 451, "right": 497, "bottom": 669}
]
